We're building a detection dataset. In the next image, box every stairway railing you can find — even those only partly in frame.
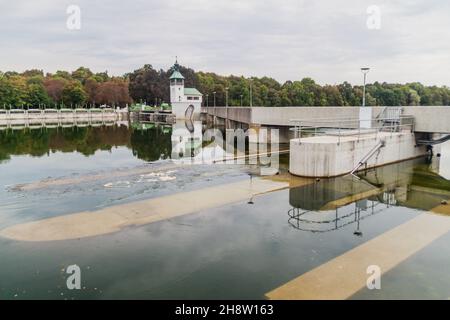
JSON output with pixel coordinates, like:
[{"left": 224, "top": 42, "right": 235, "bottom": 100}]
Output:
[{"left": 350, "top": 140, "right": 385, "bottom": 177}]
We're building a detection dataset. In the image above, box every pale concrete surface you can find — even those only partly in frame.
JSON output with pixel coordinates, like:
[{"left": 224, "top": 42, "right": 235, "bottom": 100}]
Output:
[
  {"left": 0, "top": 110, "right": 123, "bottom": 127},
  {"left": 430, "top": 203, "right": 450, "bottom": 215},
  {"left": 0, "top": 178, "right": 291, "bottom": 242},
  {"left": 265, "top": 212, "right": 450, "bottom": 300},
  {"left": 203, "top": 106, "right": 450, "bottom": 133},
  {"left": 289, "top": 131, "right": 427, "bottom": 177}
]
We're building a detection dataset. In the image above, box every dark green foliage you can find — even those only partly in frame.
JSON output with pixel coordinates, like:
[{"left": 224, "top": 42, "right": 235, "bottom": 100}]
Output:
[{"left": 1, "top": 66, "right": 449, "bottom": 108}]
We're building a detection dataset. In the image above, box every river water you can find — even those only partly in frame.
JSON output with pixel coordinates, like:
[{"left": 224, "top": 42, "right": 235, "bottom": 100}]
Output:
[{"left": 0, "top": 122, "right": 449, "bottom": 299}]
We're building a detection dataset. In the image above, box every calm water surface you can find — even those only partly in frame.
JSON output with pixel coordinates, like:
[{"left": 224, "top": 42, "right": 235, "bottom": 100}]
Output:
[{"left": 0, "top": 122, "right": 449, "bottom": 299}]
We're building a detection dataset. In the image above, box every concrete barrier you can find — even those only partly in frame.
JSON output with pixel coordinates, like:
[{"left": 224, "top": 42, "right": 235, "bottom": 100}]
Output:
[
  {"left": 203, "top": 106, "right": 450, "bottom": 133},
  {"left": 0, "top": 109, "right": 121, "bottom": 125},
  {"left": 289, "top": 131, "right": 427, "bottom": 177}
]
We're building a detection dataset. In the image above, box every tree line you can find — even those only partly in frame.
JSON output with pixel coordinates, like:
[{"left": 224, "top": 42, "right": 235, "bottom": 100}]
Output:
[
  {"left": 0, "top": 67, "right": 131, "bottom": 109},
  {"left": 1, "top": 65, "right": 449, "bottom": 109}
]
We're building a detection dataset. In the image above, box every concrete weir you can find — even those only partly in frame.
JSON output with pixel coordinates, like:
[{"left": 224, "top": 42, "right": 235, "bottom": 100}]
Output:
[{"left": 289, "top": 131, "right": 427, "bottom": 178}]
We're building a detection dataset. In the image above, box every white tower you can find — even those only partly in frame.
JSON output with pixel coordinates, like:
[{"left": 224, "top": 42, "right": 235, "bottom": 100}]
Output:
[
  {"left": 170, "top": 60, "right": 185, "bottom": 103},
  {"left": 169, "top": 59, "right": 203, "bottom": 119}
]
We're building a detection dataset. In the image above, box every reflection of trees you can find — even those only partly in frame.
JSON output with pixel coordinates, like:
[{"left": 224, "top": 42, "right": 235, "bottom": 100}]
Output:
[
  {"left": 0, "top": 125, "right": 173, "bottom": 163},
  {"left": 0, "top": 126, "right": 131, "bottom": 163},
  {"left": 130, "top": 126, "right": 172, "bottom": 162}
]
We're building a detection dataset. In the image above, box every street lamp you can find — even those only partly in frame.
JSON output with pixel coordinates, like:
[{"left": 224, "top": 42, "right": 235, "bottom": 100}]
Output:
[
  {"left": 361, "top": 67, "right": 370, "bottom": 107},
  {"left": 213, "top": 91, "right": 216, "bottom": 107},
  {"left": 240, "top": 94, "right": 243, "bottom": 107},
  {"left": 249, "top": 79, "right": 253, "bottom": 107},
  {"left": 225, "top": 87, "right": 229, "bottom": 107},
  {"left": 248, "top": 173, "right": 254, "bottom": 204},
  {"left": 206, "top": 94, "right": 209, "bottom": 107}
]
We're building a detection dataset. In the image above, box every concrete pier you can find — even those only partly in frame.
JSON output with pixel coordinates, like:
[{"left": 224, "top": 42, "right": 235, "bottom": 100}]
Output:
[{"left": 289, "top": 131, "right": 427, "bottom": 177}]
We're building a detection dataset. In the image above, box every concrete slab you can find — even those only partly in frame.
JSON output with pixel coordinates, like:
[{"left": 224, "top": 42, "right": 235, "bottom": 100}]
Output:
[
  {"left": 290, "top": 131, "right": 427, "bottom": 177},
  {"left": 265, "top": 212, "right": 450, "bottom": 300}
]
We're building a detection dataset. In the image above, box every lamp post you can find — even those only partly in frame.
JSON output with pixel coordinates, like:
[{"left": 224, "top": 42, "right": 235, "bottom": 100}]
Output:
[
  {"left": 206, "top": 94, "right": 209, "bottom": 107},
  {"left": 249, "top": 79, "right": 253, "bottom": 107},
  {"left": 361, "top": 67, "right": 370, "bottom": 107},
  {"left": 240, "top": 94, "right": 243, "bottom": 107},
  {"left": 213, "top": 91, "right": 216, "bottom": 107},
  {"left": 225, "top": 87, "right": 229, "bottom": 107}
]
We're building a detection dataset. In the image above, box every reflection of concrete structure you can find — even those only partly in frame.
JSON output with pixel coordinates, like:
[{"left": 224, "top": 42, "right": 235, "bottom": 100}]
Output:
[
  {"left": 287, "top": 160, "right": 409, "bottom": 234},
  {"left": 288, "top": 177, "right": 375, "bottom": 211},
  {"left": 170, "top": 60, "right": 203, "bottom": 120},
  {"left": 171, "top": 121, "right": 203, "bottom": 160},
  {"left": 287, "top": 158, "right": 450, "bottom": 234},
  {"left": 438, "top": 141, "right": 450, "bottom": 179}
]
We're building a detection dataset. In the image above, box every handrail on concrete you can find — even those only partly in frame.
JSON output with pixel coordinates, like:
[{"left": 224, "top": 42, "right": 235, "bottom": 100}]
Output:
[
  {"left": 289, "top": 116, "right": 415, "bottom": 145},
  {"left": 350, "top": 140, "right": 385, "bottom": 177},
  {"left": 289, "top": 115, "right": 413, "bottom": 124}
]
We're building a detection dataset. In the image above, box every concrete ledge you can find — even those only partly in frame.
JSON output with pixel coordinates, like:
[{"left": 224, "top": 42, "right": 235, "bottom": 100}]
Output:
[
  {"left": 289, "top": 131, "right": 427, "bottom": 177},
  {"left": 203, "top": 106, "right": 450, "bottom": 133}
]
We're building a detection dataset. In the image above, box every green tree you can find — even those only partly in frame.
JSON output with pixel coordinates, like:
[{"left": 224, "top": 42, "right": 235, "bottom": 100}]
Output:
[
  {"left": 62, "top": 81, "right": 87, "bottom": 107},
  {"left": 72, "top": 67, "right": 94, "bottom": 84},
  {"left": 26, "top": 83, "right": 51, "bottom": 107}
]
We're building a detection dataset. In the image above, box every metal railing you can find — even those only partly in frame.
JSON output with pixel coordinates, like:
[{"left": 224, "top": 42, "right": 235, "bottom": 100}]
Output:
[
  {"left": 0, "top": 108, "right": 117, "bottom": 120},
  {"left": 287, "top": 192, "right": 398, "bottom": 234},
  {"left": 289, "top": 116, "right": 415, "bottom": 145},
  {"left": 376, "top": 106, "right": 403, "bottom": 122}
]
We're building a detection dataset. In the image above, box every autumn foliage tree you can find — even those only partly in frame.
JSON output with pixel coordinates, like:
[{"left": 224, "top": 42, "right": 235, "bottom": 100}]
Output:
[
  {"left": 94, "top": 79, "right": 132, "bottom": 107},
  {"left": 1, "top": 65, "right": 450, "bottom": 109}
]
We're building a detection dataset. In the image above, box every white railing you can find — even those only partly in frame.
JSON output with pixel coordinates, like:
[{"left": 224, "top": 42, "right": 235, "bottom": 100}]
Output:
[{"left": 289, "top": 116, "right": 415, "bottom": 145}]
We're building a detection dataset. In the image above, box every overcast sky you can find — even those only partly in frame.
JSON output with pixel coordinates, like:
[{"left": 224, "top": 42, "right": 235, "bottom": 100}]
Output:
[{"left": 1, "top": 0, "right": 449, "bottom": 85}]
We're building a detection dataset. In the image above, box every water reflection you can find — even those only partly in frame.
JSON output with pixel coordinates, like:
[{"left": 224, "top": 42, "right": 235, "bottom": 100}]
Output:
[
  {"left": 0, "top": 121, "right": 174, "bottom": 163},
  {"left": 436, "top": 141, "right": 450, "bottom": 179},
  {"left": 130, "top": 122, "right": 172, "bottom": 161},
  {"left": 288, "top": 158, "right": 450, "bottom": 234},
  {"left": 0, "top": 124, "right": 129, "bottom": 161}
]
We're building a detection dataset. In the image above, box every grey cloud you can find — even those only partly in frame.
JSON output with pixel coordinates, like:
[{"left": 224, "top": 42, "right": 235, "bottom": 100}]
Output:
[{"left": 0, "top": 0, "right": 449, "bottom": 86}]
